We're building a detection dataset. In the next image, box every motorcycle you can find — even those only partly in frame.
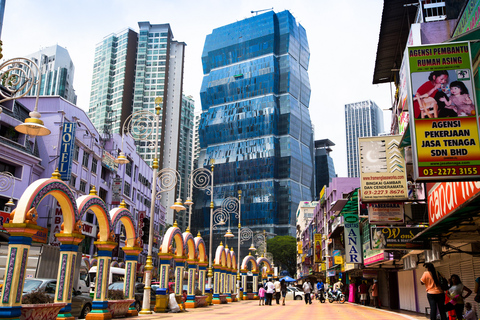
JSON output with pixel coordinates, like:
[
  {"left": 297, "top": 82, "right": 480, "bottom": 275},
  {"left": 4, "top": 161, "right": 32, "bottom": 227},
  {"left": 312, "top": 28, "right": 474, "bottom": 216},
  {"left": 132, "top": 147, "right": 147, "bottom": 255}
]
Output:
[
  {"left": 326, "top": 288, "right": 345, "bottom": 303},
  {"left": 315, "top": 289, "right": 326, "bottom": 303}
]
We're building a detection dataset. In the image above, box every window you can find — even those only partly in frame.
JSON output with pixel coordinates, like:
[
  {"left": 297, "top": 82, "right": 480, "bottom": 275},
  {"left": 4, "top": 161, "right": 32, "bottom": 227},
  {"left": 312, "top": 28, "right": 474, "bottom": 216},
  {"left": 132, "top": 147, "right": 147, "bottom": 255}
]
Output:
[
  {"left": 124, "top": 181, "right": 131, "bottom": 197},
  {"left": 70, "top": 175, "right": 77, "bottom": 188},
  {"left": 73, "top": 145, "right": 79, "bottom": 161},
  {"left": 80, "top": 180, "right": 87, "bottom": 193},
  {"left": 0, "top": 160, "right": 17, "bottom": 177},
  {"left": 91, "top": 158, "right": 98, "bottom": 174},
  {"left": 126, "top": 161, "right": 132, "bottom": 177},
  {"left": 82, "top": 152, "right": 89, "bottom": 167}
]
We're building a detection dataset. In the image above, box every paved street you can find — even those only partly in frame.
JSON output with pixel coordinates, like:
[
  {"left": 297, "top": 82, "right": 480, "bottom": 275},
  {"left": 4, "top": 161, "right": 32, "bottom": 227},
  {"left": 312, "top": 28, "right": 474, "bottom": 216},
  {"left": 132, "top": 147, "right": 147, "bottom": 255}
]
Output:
[{"left": 127, "top": 300, "right": 426, "bottom": 320}]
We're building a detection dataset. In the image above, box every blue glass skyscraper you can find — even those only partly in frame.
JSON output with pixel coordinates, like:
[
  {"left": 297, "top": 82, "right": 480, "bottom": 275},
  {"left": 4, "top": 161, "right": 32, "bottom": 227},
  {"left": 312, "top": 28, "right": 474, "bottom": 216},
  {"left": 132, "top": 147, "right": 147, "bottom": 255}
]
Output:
[{"left": 194, "top": 10, "right": 314, "bottom": 253}]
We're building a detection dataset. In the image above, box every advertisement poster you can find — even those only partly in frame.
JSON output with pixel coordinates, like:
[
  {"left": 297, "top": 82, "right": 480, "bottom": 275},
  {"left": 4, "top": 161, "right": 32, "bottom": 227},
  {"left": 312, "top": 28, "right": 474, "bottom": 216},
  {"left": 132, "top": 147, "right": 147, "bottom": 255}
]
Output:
[
  {"left": 362, "top": 223, "right": 387, "bottom": 266},
  {"left": 408, "top": 42, "right": 480, "bottom": 180},
  {"left": 371, "top": 226, "right": 429, "bottom": 250},
  {"left": 359, "top": 135, "right": 408, "bottom": 202},
  {"left": 313, "top": 234, "right": 322, "bottom": 264},
  {"left": 112, "top": 178, "right": 122, "bottom": 205},
  {"left": 367, "top": 202, "right": 404, "bottom": 224}
]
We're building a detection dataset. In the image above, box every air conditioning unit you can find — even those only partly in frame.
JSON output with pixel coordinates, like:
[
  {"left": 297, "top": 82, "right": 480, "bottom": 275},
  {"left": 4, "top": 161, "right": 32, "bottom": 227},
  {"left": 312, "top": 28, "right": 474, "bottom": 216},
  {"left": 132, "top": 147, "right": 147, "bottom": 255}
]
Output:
[
  {"left": 3, "top": 206, "right": 11, "bottom": 213},
  {"left": 425, "top": 243, "right": 442, "bottom": 263},
  {"left": 403, "top": 255, "right": 418, "bottom": 270}
]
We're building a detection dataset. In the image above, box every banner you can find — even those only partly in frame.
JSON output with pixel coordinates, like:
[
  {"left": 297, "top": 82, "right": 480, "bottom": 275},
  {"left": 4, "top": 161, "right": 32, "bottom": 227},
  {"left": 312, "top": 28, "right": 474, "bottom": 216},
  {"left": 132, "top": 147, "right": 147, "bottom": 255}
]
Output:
[
  {"left": 58, "top": 122, "right": 76, "bottom": 181},
  {"left": 313, "top": 234, "right": 322, "bottom": 264},
  {"left": 367, "top": 202, "right": 404, "bottom": 224},
  {"left": 102, "top": 150, "right": 118, "bottom": 172},
  {"left": 362, "top": 223, "right": 387, "bottom": 266},
  {"left": 359, "top": 135, "right": 408, "bottom": 202},
  {"left": 344, "top": 210, "right": 362, "bottom": 264},
  {"left": 112, "top": 178, "right": 122, "bottom": 205},
  {"left": 371, "top": 226, "right": 429, "bottom": 250},
  {"left": 407, "top": 42, "right": 480, "bottom": 181}
]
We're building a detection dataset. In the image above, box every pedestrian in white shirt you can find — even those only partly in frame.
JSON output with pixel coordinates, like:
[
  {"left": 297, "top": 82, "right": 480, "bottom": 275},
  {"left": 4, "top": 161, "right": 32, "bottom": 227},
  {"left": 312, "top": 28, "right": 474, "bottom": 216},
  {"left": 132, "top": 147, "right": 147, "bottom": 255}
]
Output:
[
  {"left": 303, "top": 280, "right": 312, "bottom": 304},
  {"left": 265, "top": 279, "right": 275, "bottom": 305}
]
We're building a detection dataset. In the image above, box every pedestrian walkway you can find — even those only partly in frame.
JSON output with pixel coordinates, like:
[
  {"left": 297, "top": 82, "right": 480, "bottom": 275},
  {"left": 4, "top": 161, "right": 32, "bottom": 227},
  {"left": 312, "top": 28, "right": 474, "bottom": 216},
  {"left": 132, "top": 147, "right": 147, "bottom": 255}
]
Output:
[{"left": 126, "top": 299, "right": 427, "bottom": 320}]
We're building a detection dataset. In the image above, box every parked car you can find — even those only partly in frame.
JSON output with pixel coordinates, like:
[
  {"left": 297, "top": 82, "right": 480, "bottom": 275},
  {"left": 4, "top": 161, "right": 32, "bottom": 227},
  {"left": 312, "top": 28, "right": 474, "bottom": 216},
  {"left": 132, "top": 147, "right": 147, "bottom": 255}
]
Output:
[
  {"left": 23, "top": 278, "right": 92, "bottom": 319},
  {"left": 108, "top": 282, "right": 156, "bottom": 311},
  {"left": 286, "top": 286, "right": 305, "bottom": 300}
]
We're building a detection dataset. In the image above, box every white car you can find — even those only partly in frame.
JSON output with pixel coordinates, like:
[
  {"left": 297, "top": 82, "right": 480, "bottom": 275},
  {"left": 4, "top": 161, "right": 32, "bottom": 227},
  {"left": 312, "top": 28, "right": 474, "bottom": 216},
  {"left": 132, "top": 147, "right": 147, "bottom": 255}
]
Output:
[{"left": 286, "top": 286, "right": 305, "bottom": 300}]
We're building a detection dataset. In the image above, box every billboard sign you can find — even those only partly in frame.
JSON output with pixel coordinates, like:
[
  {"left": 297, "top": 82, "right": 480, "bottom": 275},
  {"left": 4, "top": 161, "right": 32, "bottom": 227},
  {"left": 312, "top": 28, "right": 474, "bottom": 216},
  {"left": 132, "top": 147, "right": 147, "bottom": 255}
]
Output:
[
  {"left": 112, "top": 178, "right": 122, "bottom": 205},
  {"left": 313, "top": 234, "right": 322, "bottom": 264},
  {"left": 371, "top": 226, "right": 429, "bottom": 250},
  {"left": 407, "top": 42, "right": 480, "bottom": 181},
  {"left": 359, "top": 135, "right": 408, "bottom": 202},
  {"left": 344, "top": 211, "right": 362, "bottom": 264},
  {"left": 367, "top": 202, "right": 404, "bottom": 224},
  {"left": 102, "top": 150, "right": 118, "bottom": 172},
  {"left": 58, "top": 122, "right": 76, "bottom": 181}
]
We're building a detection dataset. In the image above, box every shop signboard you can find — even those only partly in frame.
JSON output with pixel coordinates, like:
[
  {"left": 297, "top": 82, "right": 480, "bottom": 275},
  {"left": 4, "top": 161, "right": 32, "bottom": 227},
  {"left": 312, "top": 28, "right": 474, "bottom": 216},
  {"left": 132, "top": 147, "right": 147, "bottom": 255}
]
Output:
[
  {"left": 81, "top": 221, "right": 97, "bottom": 238},
  {"left": 334, "top": 256, "right": 344, "bottom": 265},
  {"left": 102, "top": 150, "right": 118, "bottom": 172},
  {"left": 359, "top": 135, "right": 408, "bottom": 202},
  {"left": 344, "top": 210, "right": 362, "bottom": 264},
  {"left": 371, "top": 226, "right": 429, "bottom": 250},
  {"left": 367, "top": 202, "right": 404, "bottom": 224},
  {"left": 112, "top": 178, "right": 122, "bottom": 205},
  {"left": 0, "top": 210, "right": 10, "bottom": 230},
  {"left": 428, "top": 181, "right": 480, "bottom": 226},
  {"left": 314, "top": 234, "right": 322, "bottom": 264},
  {"left": 32, "top": 226, "right": 48, "bottom": 244},
  {"left": 362, "top": 223, "right": 387, "bottom": 266},
  {"left": 407, "top": 42, "right": 480, "bottom": 181},
  {"left": 452, "top": 0, "right": 480, "bottom": 37},
  {"left": 327, "top": 271, "right": 336, "bottom": 277},
  {"left": 58, "top": 122, "right": 76, "bottom": 181}
]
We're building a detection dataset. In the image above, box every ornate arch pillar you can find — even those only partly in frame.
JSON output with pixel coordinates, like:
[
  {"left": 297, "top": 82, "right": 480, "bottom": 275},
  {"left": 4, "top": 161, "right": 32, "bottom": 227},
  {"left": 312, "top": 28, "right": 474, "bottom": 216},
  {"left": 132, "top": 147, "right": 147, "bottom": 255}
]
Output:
[
  {"left": 122, "top": 246, "right": 142, "bottom": 317},
  {"left": 212, "top": 264, "right": 221, "bottom": 304},
  {"left": 252, "top": 271, "right": 259, "bottom": 300},
  {"left": 0, "top": 223, "right": 42, "bottom": 319},
  {"left": 173, "top": 257, "right": 185, "bottom": 296},
  {"left": 55, "top": 232, "right": 85, "bottom": 320},
  {"left": 197, "top": 262, "right": 208, "bottom": 296},
  {"left": 154, "top": 253, "right": 172, "bottom": 313},
  {"left": 85, "top": 240, "right": 116, "bottom": 320},
  {"left": 185, "top": 259, "right": 197, "bottom": 308},
  {"left": 240, "top": 269, "right": 248, "bottom": 300},
  {"left": 225, "top": 268, "right": 232, "bottom": 302}
]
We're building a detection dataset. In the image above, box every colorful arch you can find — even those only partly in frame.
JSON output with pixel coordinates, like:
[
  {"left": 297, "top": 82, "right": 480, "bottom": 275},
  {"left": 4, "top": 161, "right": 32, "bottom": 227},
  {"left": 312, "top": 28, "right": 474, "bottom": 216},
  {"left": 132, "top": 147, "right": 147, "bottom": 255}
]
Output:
[
  {"left": 230, "top": 251, "right": 237, "bottom": 271},
  {"left": 109, "top": 207, "right": 136, "bottom": 247},
  {"left": 241, "top": 254, "right": 258, "bottom": 272},
  {"left": 225, "top": 247, "right": 231, "bottom": 268},
  {"left": 82, "top": 257, "right": 90, "bottom": 270},
  {"left": 90, "top": 258, "right": 97, "bottom": 267},
  {"left": 111, "top": 261, "right": 119, "bottom": 267},
  {"left": 161, "top": 226, "right": 184, "bottom": 257},
  {"left": 13, "top": 178, "right": 78, "bottom": 233},
  {"left": 214, "top": 244, "right": 226, "bottom": 267},
  {"left": 77, "top": 195, "right": 111, "bottom": 242},
  {"left": 256, "top": 257, "right": 272, "bottom": 272},
  {"left": 194, "top": 236, "right": 207, "bottom": 263},
  {"left": 182, "top": 232, "right": 196, "bottom": 260}
]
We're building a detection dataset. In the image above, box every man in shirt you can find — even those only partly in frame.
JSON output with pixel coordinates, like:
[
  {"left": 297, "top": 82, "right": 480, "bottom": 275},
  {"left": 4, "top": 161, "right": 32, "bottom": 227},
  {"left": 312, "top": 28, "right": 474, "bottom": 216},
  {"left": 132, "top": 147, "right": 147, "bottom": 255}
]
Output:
[
  {"left": 265, "top": 278, "right": 275, "bottom": 305},
  {"left": 333, "top": 279, "right": 343, "bottom": 300},
  {"left": 274, "top": 278, "right": 281, "bottom": 304},
  {"left": 303, "top": 280, "right": 312, "bottom": 304}
]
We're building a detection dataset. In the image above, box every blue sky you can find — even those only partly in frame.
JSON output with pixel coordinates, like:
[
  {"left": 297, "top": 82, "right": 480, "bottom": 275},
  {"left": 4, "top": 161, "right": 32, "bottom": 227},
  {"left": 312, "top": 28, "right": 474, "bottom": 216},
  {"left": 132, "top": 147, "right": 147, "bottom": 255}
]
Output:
[{"left": 2, "top": 0, "right": 392, "bottom": 178}]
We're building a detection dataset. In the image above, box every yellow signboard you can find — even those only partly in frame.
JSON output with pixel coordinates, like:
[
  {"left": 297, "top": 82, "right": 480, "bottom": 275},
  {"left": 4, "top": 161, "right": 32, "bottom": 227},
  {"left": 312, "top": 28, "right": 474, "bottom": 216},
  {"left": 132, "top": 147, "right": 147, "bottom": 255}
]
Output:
[
  {"left": 314, "top": 234, "right": 322, "bottom": 264},
  {"left": 334, "top": 256, "right": 344, "bottom": 265},
  {"left": 297, "top": 241, "right": 303, "bottom": 254}
]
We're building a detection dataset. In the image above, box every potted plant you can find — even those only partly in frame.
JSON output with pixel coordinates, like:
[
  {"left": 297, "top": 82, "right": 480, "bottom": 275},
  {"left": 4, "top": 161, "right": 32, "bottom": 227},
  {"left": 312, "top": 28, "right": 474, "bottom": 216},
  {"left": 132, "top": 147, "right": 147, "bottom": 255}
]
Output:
[
  {"left": 231, "top": 289, "right": 237, "bottom": 302},
  {"left": 194, "top": 288, "right": 207, "bottom": 307},
  {"left": 20, "top": 290, "right": 67, "bottom": 320},
  {"left": 106, "top": 289, "right": 134, "bottom": 318}
]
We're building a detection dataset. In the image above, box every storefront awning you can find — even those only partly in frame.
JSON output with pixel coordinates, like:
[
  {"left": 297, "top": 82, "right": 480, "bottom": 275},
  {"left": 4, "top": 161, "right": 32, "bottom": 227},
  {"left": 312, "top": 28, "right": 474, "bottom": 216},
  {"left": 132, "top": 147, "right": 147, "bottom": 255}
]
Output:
[{"left": 413, "top": 188, "right": 480, "bottom": 242}]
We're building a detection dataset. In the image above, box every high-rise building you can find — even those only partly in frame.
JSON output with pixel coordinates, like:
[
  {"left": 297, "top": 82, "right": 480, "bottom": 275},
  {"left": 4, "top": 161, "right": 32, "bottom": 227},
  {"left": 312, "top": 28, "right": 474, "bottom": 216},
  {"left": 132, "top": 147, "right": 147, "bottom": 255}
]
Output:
[
  {"left": 345, "top": 100, "right": 384, "bottom": 178},
  {"left": 21, "top": 45, "right": 77, "bottom": 104},
  {"left": 88, "top": 28, "right": 138, "bottom": 139},
  {"left": 314, "top": 139, "right": 336, "bottom": 197},
  {"left": 195, "top": 10, "right": 315, "bottom": 256},
  {"left": 88, "top": 22, "right": 187, "bottom": 224},
  {"left": 176, "top": 94, "right": 195, "bottom": 231}
]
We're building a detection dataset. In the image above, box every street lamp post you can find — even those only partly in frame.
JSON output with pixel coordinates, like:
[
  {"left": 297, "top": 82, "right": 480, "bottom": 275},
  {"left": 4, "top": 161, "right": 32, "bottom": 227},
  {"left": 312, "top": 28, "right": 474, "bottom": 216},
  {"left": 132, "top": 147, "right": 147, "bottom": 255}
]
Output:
[{"left": 115, "top": 97, "right": 184, "bottom": 314}]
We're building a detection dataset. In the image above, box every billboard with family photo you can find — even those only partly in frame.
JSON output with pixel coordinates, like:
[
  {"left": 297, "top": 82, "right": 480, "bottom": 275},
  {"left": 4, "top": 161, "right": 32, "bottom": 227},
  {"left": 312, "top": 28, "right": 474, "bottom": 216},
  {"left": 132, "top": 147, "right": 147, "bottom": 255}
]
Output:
[{"left": 407, "top": 41, "right": 480, "bottom": 181}]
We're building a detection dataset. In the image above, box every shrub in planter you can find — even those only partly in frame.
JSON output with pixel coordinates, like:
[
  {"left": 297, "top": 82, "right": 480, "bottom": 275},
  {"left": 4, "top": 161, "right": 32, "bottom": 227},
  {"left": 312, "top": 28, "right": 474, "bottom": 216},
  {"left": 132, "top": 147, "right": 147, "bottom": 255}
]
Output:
[
  {"left": 194, "top": 289, "right": 202, "bottom": 296},
  {"left": 107, "top": 289, "right": 125, "bottom": 300},
  {"left": 21, "top": 290, "right": 66, "bottom": 320},
  {"left": 22, "top": 289, "right": 54, "bottom": 304},
  {"left": 106, "top": 289, "right": 133, "bottom": 318}
]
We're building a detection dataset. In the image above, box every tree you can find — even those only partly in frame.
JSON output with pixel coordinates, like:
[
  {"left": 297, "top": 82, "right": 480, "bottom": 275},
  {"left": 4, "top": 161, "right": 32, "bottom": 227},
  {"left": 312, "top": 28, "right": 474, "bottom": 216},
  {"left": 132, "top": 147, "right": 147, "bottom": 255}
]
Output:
[{"left": 266, "top": 235, "right": 296, "bottom": 277}]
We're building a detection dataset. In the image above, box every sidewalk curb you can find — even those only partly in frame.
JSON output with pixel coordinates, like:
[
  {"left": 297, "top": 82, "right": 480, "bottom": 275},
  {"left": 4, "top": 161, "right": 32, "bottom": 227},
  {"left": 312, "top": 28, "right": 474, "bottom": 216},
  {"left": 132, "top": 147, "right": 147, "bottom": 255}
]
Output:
[{"left": 346, "top": 303, "right": 420, "bottom": 320}]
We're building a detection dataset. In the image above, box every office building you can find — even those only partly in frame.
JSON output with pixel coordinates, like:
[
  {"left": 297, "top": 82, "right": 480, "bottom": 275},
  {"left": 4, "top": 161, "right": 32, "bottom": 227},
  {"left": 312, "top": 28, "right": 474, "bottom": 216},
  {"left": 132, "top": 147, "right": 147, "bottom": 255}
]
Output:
[
  {"left": 88, "top": 22, "right": 186, "bottom": 224},
  {"left": 314, "top": 139, "right": 336, "bottom": 197},
  {"left": 345, "top": 100, "right": 384, "bottom": 178},
  {"left": 194, "top": 10, "right": 315, "bottom": 255},
  {"left": 20, "top": 45, "right": 77, "bottom": 104}
]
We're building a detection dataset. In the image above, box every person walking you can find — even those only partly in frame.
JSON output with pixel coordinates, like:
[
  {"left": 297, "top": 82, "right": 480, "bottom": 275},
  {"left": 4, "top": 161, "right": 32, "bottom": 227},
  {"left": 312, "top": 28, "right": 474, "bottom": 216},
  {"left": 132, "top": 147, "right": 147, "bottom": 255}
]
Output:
[
  {"left": 316, "top": 280, "right": 325, "bottom": 302},
  {"left": 281, "top": 279, "right": 287, "bottom": 306},
  {"left": 421, "top": 263, "right": 447, "bottom": 320},
  {"left": 266, "top": 278, "right": 275, "bottom": 306},
  {"left": 258, "top": 285, "right": 266, "bottom": 306},
  {"left": 371, "top": 280, "right": 379, "bottom": 308},
  {"left": 444, "top": 274, "right": 472, "bottom": 320},
  {"left": 359, "top": 280, "right": 368, "bottom": 306},
  {"left": 274, "top": 278, "right": 281, "bottom": 304},
  {"left": 303, "top": 280, "right": 312, "bottom": 304}
]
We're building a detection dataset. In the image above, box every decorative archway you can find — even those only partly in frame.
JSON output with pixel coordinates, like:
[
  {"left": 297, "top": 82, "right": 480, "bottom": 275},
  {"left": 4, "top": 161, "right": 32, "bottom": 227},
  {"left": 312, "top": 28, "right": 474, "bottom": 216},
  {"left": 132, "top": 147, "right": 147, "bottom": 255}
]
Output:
[
  {"left": 194, "top": 233, "right": 207, "bottom": 297},
  {"left": 1, "top": 175, "right": 84, "bottom": 320},
  {"left": 108, "top": 201, "right": 141, "bottom": 317},
  {"left": 224, "top": 246, "right": 232, "bottom": 302},
  {"left": 183, "top": 231, "right": 197, "bottom": 308},
  {"left": 76, "top": 193, "right": 112, "bottom": 242},
  {"left": 240, "top": 254, "right": 259, "bottom": 300},
  {"left": 256, "top": 256, "right": 273, "bottom": 279},
  {"left": 230, "top": 250, "right": 238, "bottom": 302},
  {"left": 212, "top": 243, "right": 227, "bottom": 304},
  {"left": 154, "top": 223, "right": 184, "bottom": 313}
]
